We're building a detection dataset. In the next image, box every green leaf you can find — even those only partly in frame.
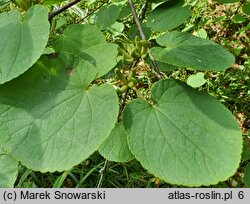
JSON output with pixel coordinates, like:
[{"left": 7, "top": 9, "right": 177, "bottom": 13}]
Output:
[
  {"left": 99, "top": 123, "right": 134, "bottom": 162},
  {"left": 43, "top": 0, "right": 68, "bottom": 5},
  {"left": 118, "top": 4, "right": 131, "bottom": 20},
  {"left": 123, "top": 79, "right": 242, "bottom": 186},
  {"left": 145, "top": 56, "right": 177, "bottom": 71},
  {"left": 243, "top": 163, "right": 250, "bottom": 187},
  {"left": 15, "top": 168, "right": 32, "bottom": 188},
  {"left": 53, "top": 169, "right": 71, "bottom": 188},
  {"left": 128, "top": 23, "right": 151, "bottom": 40},
  {"left": 187, "top": 72, "right": 207, "bottom": 88},
  {"left": 193, "top": 28, "right": 207, "bottom": 39},
  {"left": 0, "top": 53, "right": 119, "bottom": 172},
  {"left": 150, "top": 31, "right": 235, "bottom": 71},
  {"left": 107, "top": 21, "right": 125, "bottom": 36},
  {"left": 52, "top": 24, "right": 105, "bottom": 50},
  {"left": 147, "top": 0, "right": 191, "bottom": 31},
  {"left": 95, "top": 4, "right": 122, "bottom": 30},
  {"left": 242, "top": 143, "right": 250, "bottom": 161},
  {"left": 146, "top": 0, "right": 167, "bottom": 3},
  {"left": 0, "top": 5, "right": 49, "bottom": 84},
  {"left": 156, "top": 61, "right": 178, "bottom": 72},
  {"left": 215, "top": 0, "right": 240, "bottom": 3},
  {"left": 242, "top": 3, "right": 250, "bottom": 15},
  {"left": 0, "top": 0, "right": 9, "bottom": 7},
  {"left": 52, "top": 24, "right": 118, "bottom": 78},
  {"left": 232, "top": 14, "right": 246, "bottom": 23},
  {"left": 0, "top": 148, "right": 18, "bottom": 187}
]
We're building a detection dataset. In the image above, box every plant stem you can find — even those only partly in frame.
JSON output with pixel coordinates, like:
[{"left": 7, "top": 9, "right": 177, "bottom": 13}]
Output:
[
  {"left": 119, "top": 60, "right": 138, "bottom": 116},
  {"left": 127, "top": 0, "right": 163, "bottom": 79},
  {"left": 128, "top": 0, "right": 146, "bottom": 40},
  {"left": 97, "top": 159, "right": 109, "bottom": 188},
  {"left": 139, "top": 1, "right": 148, "bottom": 22},
  {"left": 48, "top": 0, "right": 81, "bottom": 22}
]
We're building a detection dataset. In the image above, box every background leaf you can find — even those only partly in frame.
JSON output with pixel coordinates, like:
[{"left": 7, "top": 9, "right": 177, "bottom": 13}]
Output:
[
  {"left": 147, "top": 0, "right": 191, "bottom": 31},
  {"left": 232, "top": 14, "right": 246, "bottom": 23},
  {"left": 123, "top": 79, "right": 242, "bottom": 186},
  {"left": 187, "top": 72, "right": 207, "bottom": 88},
  {"left": 95, "top": 4, "right": 122, "bottom": 30},
  {"left": 128, "top": 23, "right": 151, "bottom": 40},
  {"left": 43, "top": 0, "right": 67, "bottom": 5},
  {"left": 0, "top": 5, "right": 49, "bottom": 84},
  {"left": 242, "top": 2, "right": 250, "bottom": 15},
  {"left": 150, "top": 31, "right": 235, "bottom": 71}
]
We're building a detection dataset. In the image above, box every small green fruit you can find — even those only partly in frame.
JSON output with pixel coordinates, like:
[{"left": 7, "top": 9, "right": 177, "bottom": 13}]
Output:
[
  {"left": 127, "top": 81, "right": 136, "bottom": 88},
  {"left": 131, "top": 49, "right": 141, "bottom": 59},
  {"left": 116, "top": 85, "right": 128, "bottom": 94},
  {"left": 115, "top": 68, "right": 127, "bottom": 84}
]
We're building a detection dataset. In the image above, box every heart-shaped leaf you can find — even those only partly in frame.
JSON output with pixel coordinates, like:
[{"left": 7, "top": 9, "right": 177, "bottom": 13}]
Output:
[
  {"left": 95, "top": 4, "right": 122, "bottom": 30},
  {"left": 0, "top": 5, "right": 49, "bottom": 84},
  {"left": 193, "top": 28, "right": 207, "bottom": 39},
  {"left": 187, "top": 72, "right": 207, "bottom": 88},
  {"left": 147, "top": 0, "right": 191, "bottom": 31},
  {"left": 123, "top": 79, "right": 242, "bottom": 186},
  {"left": 99, "top": 123, "right": 134, "bottom": 162},
  {"left": 52, "top": 24, "right": 118, "bottom": 78},
  {"left": 0, "top": 53, "right": 119, "bottom": 172},
  {"left": 108, "top": 21, "right": 125, "bottom": 36},
  {"left": 150, "top": 31, "right": 235, "bottom": 71},
  {"left": 0, "top": 148, "right": 18, "bottom": 187}
]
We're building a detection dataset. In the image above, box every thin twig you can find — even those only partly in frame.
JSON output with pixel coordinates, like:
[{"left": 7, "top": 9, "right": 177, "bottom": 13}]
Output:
[
  {"left": 128, "top": 0, "right": 163, "bottom": 79},
  {"left": 128, "top": 0, "right": 146, "bottom": 40},
  {"left": 48, "top": 0, "right": 81, "bottom": 22},
  {"left": 79, "top": 0, "right": 109, "bottom": 23},
  {"left": 97, "top": 159, "right": 109, "bottom": 188},
  {"left": 139, "top": 2, "right": 148, "bottom": 22}
]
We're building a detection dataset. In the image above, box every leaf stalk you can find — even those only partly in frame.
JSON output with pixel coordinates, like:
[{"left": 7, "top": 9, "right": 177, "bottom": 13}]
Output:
[{"left": 48, "top": 0, "right": 81, "bottom": 22}]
